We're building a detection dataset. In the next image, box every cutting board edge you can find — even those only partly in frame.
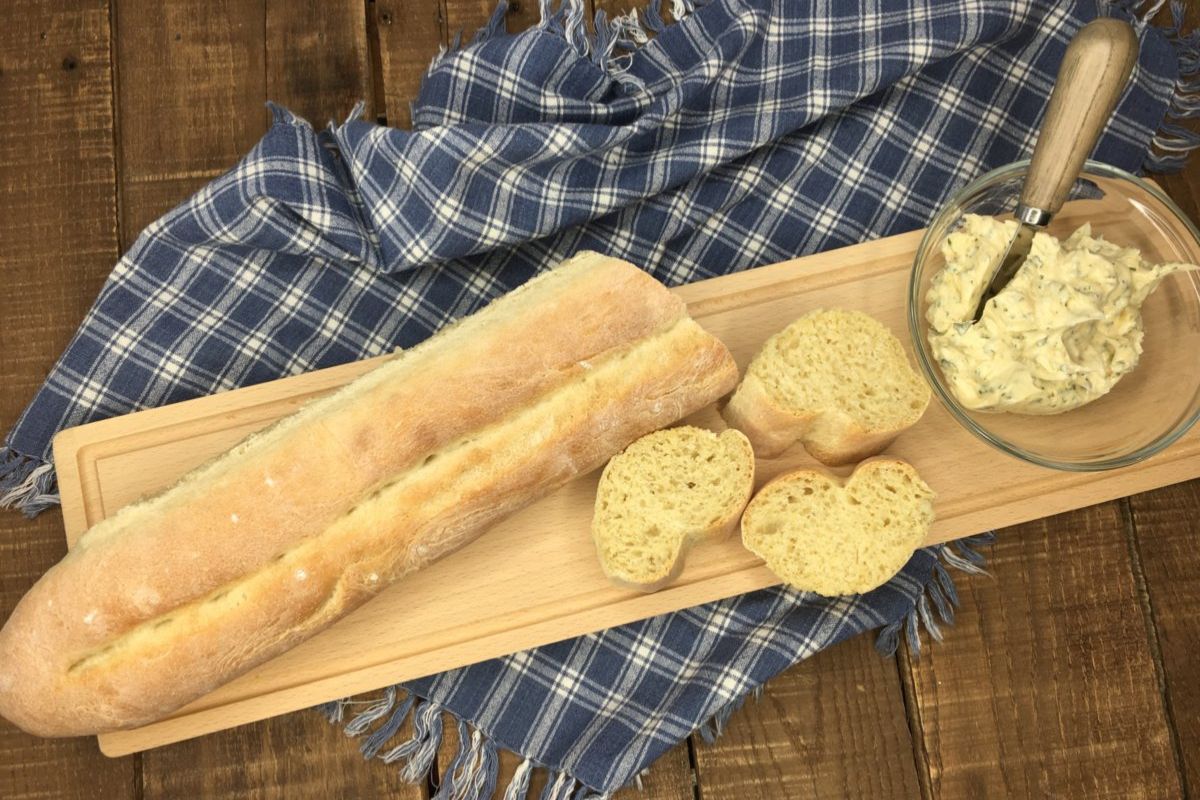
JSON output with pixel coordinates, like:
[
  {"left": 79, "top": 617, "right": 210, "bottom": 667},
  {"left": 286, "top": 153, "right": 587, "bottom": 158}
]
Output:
[{"left": 90, "top": 443, "right": 1200, "bottom": 757}]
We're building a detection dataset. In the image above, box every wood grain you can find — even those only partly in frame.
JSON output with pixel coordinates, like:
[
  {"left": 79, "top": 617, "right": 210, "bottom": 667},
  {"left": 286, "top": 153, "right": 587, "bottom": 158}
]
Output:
[
  {"left": 444, "top": 0, "right": 499, "bottom": 41},
  {"left": 142, "top": 705, "right": 426, "bottom": 799},
  {"left": 899, "top": 503, "right": 1184, "bottom": 799},
  {"left": 436, "top": 712, "right": 694, "bottom": 798},
  {"left": 693, "top": 636, "right": 920, "bottom": 799},
  {"left": 504, "top": 0, "right": 542, "bottom": 36},
  {"left": 366, "top": 0, "right": 389, "bottom": 122},
  {"left": 112, "top": 0, "right": 267, "bottom": 245},
  {"left": 49, "top": 203, "right": 1200, "bottom": 755},
  {"left": 1128, "top": 483, "right": 1200, "bottom": 797},
  {"left": 374, "top": 0, "right": 446, "bottom": 128},
  {"left": 0, "top": 1, "right": 132, "bottom": 798},
  {"left": 1129, "top": 1, "right": 1200, "bottom": 791},
  {"left": 265, "top": 0, "right": 373, "bottom": 125},
  {"left": 442, "top": 0, "right": 539, "bottom": 41}
]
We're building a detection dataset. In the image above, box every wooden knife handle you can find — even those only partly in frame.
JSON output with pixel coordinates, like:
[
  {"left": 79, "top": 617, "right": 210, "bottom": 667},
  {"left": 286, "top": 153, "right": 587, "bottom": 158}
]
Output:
[{"left": 1021, "top": 18, "right": 1139, "bottom": 215}]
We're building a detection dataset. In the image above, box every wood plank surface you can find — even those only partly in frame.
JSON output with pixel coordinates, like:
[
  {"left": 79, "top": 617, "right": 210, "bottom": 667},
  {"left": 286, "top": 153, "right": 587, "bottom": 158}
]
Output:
[
  {"left": 112, "top": 0, "right": 267, "bottom": 245},
  {"left": 0, "top": 1, "right": 134, "bottom": 799},
  {"left": 443, "top": 0, "right": 540, "bottom": 42},
  {"left": 444, "top": 0, "right": 500, "bottom": 41},
  {"left": 899, "top": 503, "right": 1185, "bottom": 799},
  {"left": 436, "top": 712, "right": 694, "bottom": 798},
  {"left": 1128, "top": 484, "right": 1200, "bottom": 797},
  {"left": 693, "top": 636, "right": 920, "bottom": 799},
  {"left": 50, "top": 196, "right": 1200, "bottom": 755},
  {"left": 1133, "top": 6, "right": 1200, "bottom": 788},
  {"left": 265, "top": 0, "right": 373, "bottom": 126},
  {"left": 505, "top": 0, "right": 542, "bottom": 37},
  {"left": 374, "top": 0, "right": 446, "bottom": 128},
  {"left": 142, "top": 707, "right": 426, "bottom": 799}
]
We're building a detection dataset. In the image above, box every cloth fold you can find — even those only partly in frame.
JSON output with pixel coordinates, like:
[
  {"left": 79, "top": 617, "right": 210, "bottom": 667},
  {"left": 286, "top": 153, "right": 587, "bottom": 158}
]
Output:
[{"left": 2, "top": 0, "right": 1197, "bottom": 794}]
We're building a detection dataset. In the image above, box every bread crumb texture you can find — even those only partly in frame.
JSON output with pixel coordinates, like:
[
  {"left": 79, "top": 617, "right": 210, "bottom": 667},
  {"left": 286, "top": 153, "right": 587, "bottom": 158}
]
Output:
[
  {"left": 724, "top": 308, "right": 930, "bottom": 462},
  {"left": 741, "top": 459, "right": 934, "bottom": 597},
  {"left": 592, "top": 427, "right": 754, "bottom": 591}
]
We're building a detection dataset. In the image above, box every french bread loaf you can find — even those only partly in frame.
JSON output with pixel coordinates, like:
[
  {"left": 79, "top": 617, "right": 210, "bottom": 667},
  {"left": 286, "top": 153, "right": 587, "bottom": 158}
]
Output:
[{"left": 0, "top": 251, "right": 739, "bottom": 738}]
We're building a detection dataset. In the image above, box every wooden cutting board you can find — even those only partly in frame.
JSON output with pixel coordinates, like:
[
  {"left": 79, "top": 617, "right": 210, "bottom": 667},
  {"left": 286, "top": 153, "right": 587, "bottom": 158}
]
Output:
[{"left": 55, "top": 207, "right": 1200, "bottom": 756}]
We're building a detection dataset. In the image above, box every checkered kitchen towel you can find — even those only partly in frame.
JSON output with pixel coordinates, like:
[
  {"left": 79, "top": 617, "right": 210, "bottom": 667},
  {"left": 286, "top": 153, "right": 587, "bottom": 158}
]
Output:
[{"left": 4, "top": 0, "right": 1198, "bottom": 794}]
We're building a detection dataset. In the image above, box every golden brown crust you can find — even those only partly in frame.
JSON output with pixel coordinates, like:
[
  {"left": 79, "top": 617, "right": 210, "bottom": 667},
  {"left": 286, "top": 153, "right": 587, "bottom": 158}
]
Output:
[{"left": 0, "top": 252, "right": 738, "bottom": 737}]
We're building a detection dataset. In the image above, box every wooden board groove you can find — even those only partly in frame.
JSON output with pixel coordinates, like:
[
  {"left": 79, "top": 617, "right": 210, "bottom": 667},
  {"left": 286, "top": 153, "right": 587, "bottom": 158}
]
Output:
[{"left": 51, "top": 200, "right": 1200, "bottom": 756}]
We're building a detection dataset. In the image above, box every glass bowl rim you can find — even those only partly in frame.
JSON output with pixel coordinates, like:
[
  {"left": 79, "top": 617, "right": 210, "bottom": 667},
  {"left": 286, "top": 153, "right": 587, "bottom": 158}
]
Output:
[{"left": 907, "top": 158, "right": 1200, "bottom": 472}]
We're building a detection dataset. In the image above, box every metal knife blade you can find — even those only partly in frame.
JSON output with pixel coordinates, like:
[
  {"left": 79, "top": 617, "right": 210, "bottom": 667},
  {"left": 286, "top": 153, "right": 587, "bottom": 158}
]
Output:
[{"left": 971, "top": 221, "right": 1037, "bottom": 323}]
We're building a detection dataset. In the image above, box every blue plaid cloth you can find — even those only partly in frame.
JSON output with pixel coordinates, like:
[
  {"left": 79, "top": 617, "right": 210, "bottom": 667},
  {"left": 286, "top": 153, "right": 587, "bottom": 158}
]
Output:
[{"left": 2, "top": 0, "right": 1194, "bottom": 794}]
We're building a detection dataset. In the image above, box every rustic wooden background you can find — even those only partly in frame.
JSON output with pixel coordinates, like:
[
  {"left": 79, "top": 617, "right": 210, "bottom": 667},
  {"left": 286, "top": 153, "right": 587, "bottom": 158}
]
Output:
[{"left": 1, "top": 1, "right": 1197, "bottom": 797}]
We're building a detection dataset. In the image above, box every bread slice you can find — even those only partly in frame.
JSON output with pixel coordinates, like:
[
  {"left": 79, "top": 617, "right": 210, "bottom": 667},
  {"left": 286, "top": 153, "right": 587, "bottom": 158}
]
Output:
[
  {"left": 721, "top": 309, "right": 930, "bottom": 464},
  {"left": 592, "top": 426, "right": 755, "bottom": 592},
  {"left": 741, "top": 459, "right": 934, "bottom": 596}
]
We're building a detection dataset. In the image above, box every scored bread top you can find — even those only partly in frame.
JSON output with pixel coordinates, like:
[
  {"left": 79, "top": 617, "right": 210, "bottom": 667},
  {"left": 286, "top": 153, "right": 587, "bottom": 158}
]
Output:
[
  {"left": 592, "top": 426, "right": 754, "bottom": 592},
  {"left": 721, "top": 309, "right": 931, "bottom": 463},
  {"left": 0, "top": 251, "right": 740, "bottom": 737},
  {"left": 741, "top": 459, "right": 934, "bottom": 597}
]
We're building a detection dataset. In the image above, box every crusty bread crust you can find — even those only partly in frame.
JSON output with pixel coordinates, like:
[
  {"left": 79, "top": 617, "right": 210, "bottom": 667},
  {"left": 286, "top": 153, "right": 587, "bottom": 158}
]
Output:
[{"left": 0, "top": 252, "right": 739, "bottom": 737}]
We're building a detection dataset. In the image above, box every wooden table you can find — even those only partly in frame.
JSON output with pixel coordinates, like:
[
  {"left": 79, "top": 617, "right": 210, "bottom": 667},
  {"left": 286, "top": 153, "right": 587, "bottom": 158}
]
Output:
[{"left": 1, "top": 2, "right": 1196, "bottom": 797}]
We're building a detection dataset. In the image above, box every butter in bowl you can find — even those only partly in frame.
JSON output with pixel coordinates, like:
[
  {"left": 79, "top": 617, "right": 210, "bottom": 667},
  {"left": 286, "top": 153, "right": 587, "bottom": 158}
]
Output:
[{"left": 908, "top": 160, "right": 1200, "bottom": 470}]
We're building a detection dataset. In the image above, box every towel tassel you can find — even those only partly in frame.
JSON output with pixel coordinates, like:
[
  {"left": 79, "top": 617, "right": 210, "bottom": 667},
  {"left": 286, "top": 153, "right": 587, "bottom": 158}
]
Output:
[{"left": 875, "top": 533, "right": 997, "bottom": 659}]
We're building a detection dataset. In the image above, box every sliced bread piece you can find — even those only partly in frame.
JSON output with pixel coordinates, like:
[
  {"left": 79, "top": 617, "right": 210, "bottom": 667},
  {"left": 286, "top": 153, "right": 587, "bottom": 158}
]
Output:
[
  {"left": 592, "top": 426, "right": 755, "bottom": 592},
  {"left": 741, "top": 459, "right": 934, "bottom": 596},
  {"left": 721, "top": 309, "right": 931, "bottom": 464}
]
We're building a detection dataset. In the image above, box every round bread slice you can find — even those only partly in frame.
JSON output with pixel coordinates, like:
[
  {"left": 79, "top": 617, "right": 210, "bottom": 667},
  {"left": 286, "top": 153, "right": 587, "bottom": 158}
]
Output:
[
  {"left": 741, "top": 459, "right": 934, "bottom": 596},
  {"left": 721, "top": 309, "right": 931, "bottom": 464},
  {"left": 592, "top": 426, "right": 755, "bottom": 592}
]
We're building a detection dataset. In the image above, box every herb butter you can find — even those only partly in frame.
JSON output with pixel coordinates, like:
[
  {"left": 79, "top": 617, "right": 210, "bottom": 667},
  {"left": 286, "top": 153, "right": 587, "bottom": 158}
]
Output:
[{"left": 926, "top": 213, "right": 1194, "bottom": 414}]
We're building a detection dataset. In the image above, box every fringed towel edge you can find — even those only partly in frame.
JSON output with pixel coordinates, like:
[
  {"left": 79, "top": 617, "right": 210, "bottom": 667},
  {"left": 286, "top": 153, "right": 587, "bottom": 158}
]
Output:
[
  {"left": 319, "top": 691, "right": 613, "bottom": 799},
  {"left": 0, "top": 446, "right": 58, "bottom": 518},
  {"left": 427, "top": 0, "right": 688, "bottom": 84},
  {"left": 1105, "top": 0, "right": 1200, "bottom": 172},
  {"left": 316, "top": 533, "right": 997, "bottom": 798},
  {"left": 429, "top": 0, "right": 1200, "bottom": 170},
  {"left": 874, "top": 533, "right": 996, "bottom": 659}
]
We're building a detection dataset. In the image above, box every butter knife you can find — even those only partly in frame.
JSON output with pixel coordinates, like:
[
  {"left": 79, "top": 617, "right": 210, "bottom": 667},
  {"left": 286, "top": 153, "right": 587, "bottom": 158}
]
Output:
[{"left": 971, "top": 18, "right": 1139, "bottom": 323}]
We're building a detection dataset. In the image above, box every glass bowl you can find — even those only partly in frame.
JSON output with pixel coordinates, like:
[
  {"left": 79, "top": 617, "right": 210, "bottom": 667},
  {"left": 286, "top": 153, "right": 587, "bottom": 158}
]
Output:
[{"left": 908, "top": 159, "right": 1200, "bottom": 471}]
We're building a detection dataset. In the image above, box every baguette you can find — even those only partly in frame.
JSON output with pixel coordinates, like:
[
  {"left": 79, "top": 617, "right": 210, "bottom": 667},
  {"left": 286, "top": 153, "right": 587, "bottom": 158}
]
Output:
[
  {"left": 0, "top": 251, "right": 739, "bottom": 737},
  {"left": 721, "top": 309, "right": 930, "bottom": 464}
]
